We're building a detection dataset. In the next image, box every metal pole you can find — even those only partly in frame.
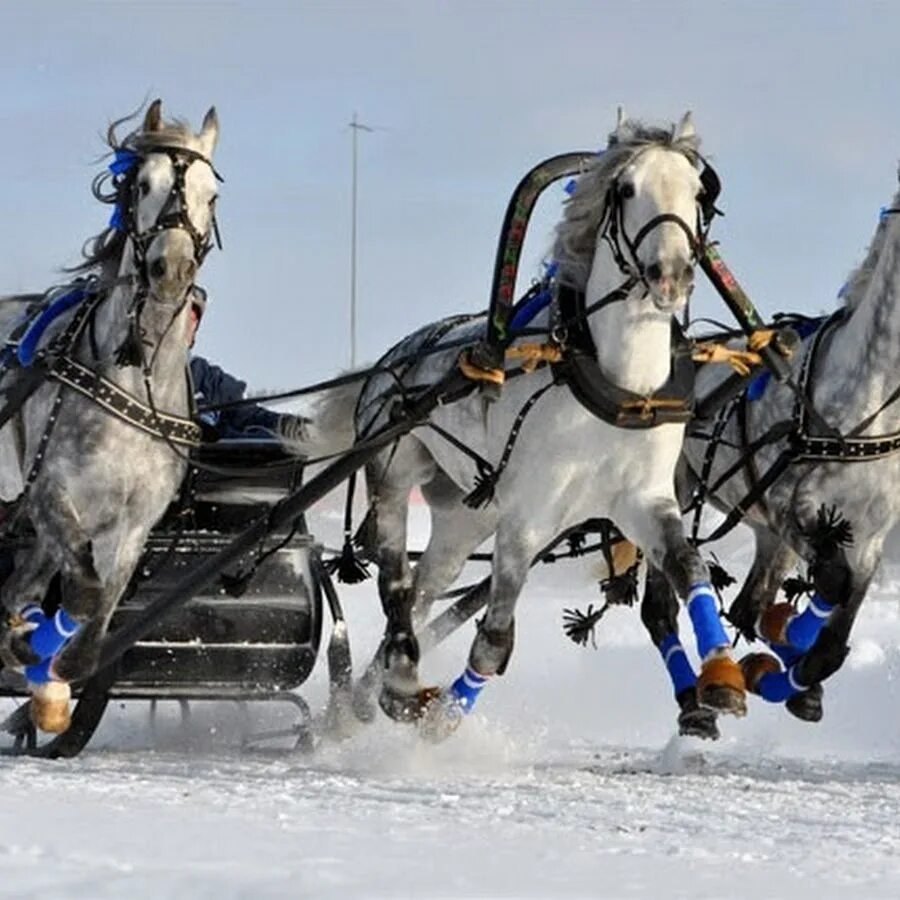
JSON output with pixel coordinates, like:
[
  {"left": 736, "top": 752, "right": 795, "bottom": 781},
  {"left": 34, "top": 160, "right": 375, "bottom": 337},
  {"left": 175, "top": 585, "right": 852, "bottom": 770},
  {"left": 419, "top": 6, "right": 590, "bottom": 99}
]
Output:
[{"left": 349, "top": 113, "right": 374, "bottom": 369}]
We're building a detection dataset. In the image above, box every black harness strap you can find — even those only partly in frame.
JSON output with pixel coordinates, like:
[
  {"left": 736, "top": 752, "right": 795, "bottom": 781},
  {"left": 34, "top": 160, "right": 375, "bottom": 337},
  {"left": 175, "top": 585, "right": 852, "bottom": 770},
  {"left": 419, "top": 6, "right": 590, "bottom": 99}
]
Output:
[{"left": 49, "top": 356, "right": 200, "bottom": 447}]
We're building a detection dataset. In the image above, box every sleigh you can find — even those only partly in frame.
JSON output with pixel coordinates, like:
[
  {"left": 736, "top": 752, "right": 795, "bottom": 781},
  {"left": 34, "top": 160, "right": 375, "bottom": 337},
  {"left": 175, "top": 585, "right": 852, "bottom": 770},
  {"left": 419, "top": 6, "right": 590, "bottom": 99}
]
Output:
[{"left": 0, "top": 438, "right": 327, "bottom": 756}]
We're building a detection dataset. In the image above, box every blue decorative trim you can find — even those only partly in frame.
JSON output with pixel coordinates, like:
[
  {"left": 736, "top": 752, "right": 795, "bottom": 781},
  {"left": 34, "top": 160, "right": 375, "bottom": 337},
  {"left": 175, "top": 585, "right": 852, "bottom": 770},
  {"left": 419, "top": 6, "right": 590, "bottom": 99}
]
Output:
[
  {"left": 658, "top": 633, "right": 696, "bottom": 695},
  {"left": 509, "top": 288, "right": 553, "bottom": 332},
  {"left": 109, "top": 203, "right": 126, "bottom": 232},
  {"left": 17, "top": 287, "right": 86, "bottom": 367},
  {"left": 109, "top": 148, "right": 140, "bottom": 176}
]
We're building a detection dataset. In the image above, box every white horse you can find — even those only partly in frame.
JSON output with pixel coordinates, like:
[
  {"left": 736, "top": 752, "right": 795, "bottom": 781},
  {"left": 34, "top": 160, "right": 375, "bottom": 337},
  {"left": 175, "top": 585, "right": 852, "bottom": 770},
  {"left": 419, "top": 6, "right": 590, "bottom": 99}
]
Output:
[
  {"left": 0, "top": 100, "right": 220, "bottom": 733},
  {"left": 301, "top": 113, "right": 749, "bottom": 738}
]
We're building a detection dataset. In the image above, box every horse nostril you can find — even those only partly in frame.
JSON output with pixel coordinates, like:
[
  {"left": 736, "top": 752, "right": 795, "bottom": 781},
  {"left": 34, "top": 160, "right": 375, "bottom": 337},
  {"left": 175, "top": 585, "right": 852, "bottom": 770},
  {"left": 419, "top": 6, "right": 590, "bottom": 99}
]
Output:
[
  {"left": 177, "top": 258, "right": 197, "bottom": 283},
  {"left": 645, "top": 262, "right": 663, "bottom": 282},
  {"left": 682, "top": 264, "right": 695, "bottom": 283},
  {"left": 149, "top": 258, "right": 167, "bottom": 280}
]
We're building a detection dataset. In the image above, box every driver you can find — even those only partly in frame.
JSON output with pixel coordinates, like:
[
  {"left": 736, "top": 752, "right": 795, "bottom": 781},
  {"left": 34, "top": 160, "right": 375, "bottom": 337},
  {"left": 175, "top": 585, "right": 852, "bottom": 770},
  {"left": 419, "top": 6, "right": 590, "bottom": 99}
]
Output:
[{"left": 187, "top": 289, "right": 307, "bottom": 442}]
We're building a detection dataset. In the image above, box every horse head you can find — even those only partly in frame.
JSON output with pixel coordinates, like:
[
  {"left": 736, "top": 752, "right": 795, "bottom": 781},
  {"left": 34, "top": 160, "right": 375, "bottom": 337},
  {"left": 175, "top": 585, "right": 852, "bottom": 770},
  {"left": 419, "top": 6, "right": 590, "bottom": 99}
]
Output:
[
  {"left": 112, "top": 99, "right": 221, "bottom": 306},
  {"left": 606, "top": 110, "right": 702, "bottom": 313}
]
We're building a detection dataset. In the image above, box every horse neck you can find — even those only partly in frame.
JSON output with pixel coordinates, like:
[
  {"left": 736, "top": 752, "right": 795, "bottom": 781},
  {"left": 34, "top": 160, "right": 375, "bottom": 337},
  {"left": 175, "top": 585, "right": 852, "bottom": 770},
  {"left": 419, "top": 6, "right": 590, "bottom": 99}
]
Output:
[
  {"left": 91, "top": 251, "right": 191, "bottom": 407},
  {"left": 583, "top": 257, "right": 674, "bottom": 395},
  {"left": 824, "top": 215, "right": 900, "bottom": 429}
]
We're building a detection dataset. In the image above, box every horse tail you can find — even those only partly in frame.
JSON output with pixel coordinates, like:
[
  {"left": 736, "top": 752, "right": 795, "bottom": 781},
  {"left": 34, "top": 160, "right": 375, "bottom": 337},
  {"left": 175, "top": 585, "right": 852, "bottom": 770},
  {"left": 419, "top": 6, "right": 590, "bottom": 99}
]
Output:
[{"left": 281, "top": 375, "right": 363, "bottom": 459}]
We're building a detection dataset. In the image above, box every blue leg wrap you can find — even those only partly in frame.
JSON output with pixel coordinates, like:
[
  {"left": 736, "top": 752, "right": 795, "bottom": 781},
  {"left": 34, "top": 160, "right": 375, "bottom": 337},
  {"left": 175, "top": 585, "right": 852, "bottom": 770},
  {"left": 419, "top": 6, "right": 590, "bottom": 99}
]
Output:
[
  {"left": 25, "top": 657, "right": 54, "bottom": 685},
  {"left": 658, "top": 633, "right": 697, "bottom": 696},
  {"left": 448, "top": 667, "right": 489, "bottom": 713},
  {"left": 757, "top": 665, "right": 804, "bottom": 703},
  {"left": 21, "top": 605, "right": 44, "bottom": 625},
  {"left": 771, "top": 642, "right": 802, "bottom": 666},
  {"left": 28, "top": 608, "right": 80, "bottom": 661},
  {"left": 687, "top": 583, "right": 729, "bottom": 660},
  {"left": 785, "top": 593, "right": 833, "bottom": 653}
]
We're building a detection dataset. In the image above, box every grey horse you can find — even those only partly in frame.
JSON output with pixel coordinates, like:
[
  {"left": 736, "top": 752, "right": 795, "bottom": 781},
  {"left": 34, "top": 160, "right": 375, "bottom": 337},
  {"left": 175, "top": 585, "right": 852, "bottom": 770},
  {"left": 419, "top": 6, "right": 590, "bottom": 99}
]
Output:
[
  {"left": 641, "top": 165, "right": 900, "bottom": 736},
  {"left": 0, "top": 100, "right": 220, "bottom": 732}
]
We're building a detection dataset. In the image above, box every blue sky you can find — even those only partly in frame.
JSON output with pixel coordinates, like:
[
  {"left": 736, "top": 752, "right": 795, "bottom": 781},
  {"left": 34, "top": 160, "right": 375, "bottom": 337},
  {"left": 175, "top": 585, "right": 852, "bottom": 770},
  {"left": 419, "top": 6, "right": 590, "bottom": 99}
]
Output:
[{"left": 1, "top": 1, "right": 898, "bottom": 393}]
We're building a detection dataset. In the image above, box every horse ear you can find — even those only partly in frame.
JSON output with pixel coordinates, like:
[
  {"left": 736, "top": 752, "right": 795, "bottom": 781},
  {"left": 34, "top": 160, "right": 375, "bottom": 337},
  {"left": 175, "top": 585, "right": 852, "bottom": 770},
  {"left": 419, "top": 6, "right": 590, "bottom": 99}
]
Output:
[
  {"left": 143, "top": 98, "right": 163, "bottom": 133},
  {"left": 198, "top": 106, "right": 219, "bottom": 157},
  {"left": 675, "top": 111, "right": 695, "bottom": 140},
  {"left": 610, "top": 106, "right": 630, "bottom": 145}
]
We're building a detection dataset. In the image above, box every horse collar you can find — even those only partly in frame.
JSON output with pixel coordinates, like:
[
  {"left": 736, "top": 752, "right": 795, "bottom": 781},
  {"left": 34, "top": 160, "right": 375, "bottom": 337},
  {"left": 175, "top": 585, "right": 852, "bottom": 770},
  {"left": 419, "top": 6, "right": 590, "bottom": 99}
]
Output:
[{"left": 552, "top": 285, "right": 695, "bottom": 429}]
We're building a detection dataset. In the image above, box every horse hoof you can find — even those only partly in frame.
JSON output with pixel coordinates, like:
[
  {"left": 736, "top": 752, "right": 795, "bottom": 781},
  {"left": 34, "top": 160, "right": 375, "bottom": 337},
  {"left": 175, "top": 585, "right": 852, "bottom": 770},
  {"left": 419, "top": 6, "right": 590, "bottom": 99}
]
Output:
[
  {"left": 378, "top": 685, "right": 440, "bottom": 724},
  {"left": 757, "top": 603, "right": 795, "bottom": 645},
  {"left": 30, "top": 681, "right": 72, "bottom": 734},
  {"left": 786, "top": 683, "right": 823, "bottom": 722},
  {"left": 739, "top": 652, "right": 782, "bottom": 695},
  {"left": 418, "top": 689, "right": 464, "bottom": 744},
  {"left": 697, "top": 656, "right": 747, "bottom": 717},
  {"left": 678, "top": 705, "right": 720, "bottom": 741}
]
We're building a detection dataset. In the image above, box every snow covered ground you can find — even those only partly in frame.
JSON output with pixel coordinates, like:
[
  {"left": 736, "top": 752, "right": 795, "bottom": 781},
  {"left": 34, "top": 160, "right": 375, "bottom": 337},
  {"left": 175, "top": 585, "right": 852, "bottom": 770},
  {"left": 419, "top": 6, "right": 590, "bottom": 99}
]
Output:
[{"left": 3, "top": 507, "right": 900, "bottom": 898}]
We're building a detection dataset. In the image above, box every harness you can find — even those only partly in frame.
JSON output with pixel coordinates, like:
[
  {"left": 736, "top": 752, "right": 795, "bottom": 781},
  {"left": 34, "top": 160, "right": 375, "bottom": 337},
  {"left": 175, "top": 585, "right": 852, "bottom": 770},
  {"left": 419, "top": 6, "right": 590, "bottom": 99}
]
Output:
[
  {"left": 552, "top": 283, "right": 696, "bottom": 428},
  {"left": 693, "top": 308, "right": 900, "bottom": 544}
]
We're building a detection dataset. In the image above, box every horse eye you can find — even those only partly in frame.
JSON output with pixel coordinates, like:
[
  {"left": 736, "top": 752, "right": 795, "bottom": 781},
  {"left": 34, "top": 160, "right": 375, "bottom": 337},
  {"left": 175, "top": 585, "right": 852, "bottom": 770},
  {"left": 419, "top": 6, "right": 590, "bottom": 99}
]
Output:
[
  {"left": 138, "top": 179, "right": 151, "bottom": 197},
  {"left": 619, "top": 183, "right": 635, "bottom": 200}
]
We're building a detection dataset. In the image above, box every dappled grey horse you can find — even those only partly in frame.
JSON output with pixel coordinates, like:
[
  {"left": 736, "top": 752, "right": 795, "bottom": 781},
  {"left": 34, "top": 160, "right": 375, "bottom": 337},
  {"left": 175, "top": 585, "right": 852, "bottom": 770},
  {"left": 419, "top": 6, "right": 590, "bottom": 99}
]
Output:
[
  {"left": 0, "top": 100, "right": 221, "bottom": 732},
  {"left": 642, "top": 164, "right": 900, "bottom": 736},
  {"left": 302, "top": 113, "right": 750, "bottom": 739}
]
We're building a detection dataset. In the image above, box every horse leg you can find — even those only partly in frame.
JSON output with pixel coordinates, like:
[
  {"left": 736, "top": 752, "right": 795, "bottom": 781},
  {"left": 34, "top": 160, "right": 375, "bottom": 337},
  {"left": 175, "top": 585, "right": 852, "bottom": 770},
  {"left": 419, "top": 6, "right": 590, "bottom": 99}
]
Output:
[
  {"left": 367, "top": 442, "right": 438, "bottom": 721},
  {"left": 0, "top": 543, "right": 59, "bottom": 669},
  {"left": 419, "top": 516, "right": 536, "bottom": 741},
  {"left": 641, "top": 565, "right": 719, "bottom": 740},
  {"left": 742, "top": 535, "right": 873, "bottom": 722},
  {"left": 621, "top": 497, "right": 746, "bottom": 716},
  {"left": 413, "top": 471, "right": 499, "bottom": 625},
  {"left": 728, "top": 529, "right": 799, "bottom": 640}
]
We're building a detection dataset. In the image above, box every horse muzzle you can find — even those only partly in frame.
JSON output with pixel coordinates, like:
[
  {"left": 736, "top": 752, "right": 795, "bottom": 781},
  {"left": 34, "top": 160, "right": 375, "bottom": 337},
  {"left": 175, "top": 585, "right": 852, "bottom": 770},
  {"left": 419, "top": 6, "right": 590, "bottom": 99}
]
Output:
[
  {"left": 644, "top": 260, "right": 694, "bottom": 312},
  {"left": 145, "top": 232, "right": 198, "bottom": 303}
]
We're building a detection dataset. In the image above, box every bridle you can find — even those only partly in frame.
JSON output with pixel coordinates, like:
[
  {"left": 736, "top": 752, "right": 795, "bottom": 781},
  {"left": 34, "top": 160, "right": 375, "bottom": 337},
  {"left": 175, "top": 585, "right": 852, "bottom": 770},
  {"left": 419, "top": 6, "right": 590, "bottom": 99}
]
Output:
[
  {"left": 598, "top": 151, "right": 721, "bottom": 293},
  {"left": 105, "top": 144, "right": 224, "bottom": 370},
  {"left": 110, "top": 145, "right": 224, "bottom": 294}
]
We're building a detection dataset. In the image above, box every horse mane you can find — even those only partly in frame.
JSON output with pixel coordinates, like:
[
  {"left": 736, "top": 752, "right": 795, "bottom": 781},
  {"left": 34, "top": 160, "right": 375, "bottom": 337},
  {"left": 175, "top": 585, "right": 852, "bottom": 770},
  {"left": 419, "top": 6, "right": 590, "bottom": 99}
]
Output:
[
  {"left": 68, "top": 111, "right": 198, "bottom": 279},
  {"left": 838, "top": 183, "right": 900, "bottom": 314},
  {"left": 552, "top": 120, "right": 702, "bottom": 291}
]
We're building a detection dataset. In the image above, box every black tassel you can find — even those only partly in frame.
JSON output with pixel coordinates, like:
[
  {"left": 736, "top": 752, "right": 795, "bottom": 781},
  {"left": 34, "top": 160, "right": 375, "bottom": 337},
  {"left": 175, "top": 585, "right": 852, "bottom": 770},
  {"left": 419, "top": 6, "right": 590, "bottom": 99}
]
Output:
[
  {"left": 463, "top": 461, "right": 498, "bottom": 509},
  {"left": 562, "top": 603, "right": 609, "bottom": 649},
  {"left": 600, "top": 565, "right": 640, "bottom": 607},
  {"left": 708, "top": 554, "right": 736, "bottom": 593},
  {"left": 806, "top": 504, "right": 854, "bottom": 557},
  {"left": 782, "top": 575, "right": 814, "bottom": 605},
  {"left": 324, "top": 536, "right": 371, "bottom": 584}
]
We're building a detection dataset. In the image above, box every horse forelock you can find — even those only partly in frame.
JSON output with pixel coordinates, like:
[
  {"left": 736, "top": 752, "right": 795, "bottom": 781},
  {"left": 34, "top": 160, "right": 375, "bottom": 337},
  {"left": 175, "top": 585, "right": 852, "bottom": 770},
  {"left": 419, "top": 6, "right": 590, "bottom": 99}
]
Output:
[{"left": 552, "top": 121, "right": 702, "bottom": 291}]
